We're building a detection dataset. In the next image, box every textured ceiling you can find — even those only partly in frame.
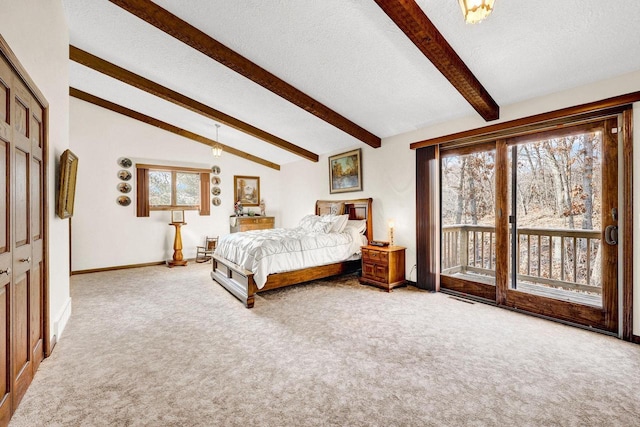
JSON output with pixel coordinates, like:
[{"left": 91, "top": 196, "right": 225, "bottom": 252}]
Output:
[{"left": 63, "top": 0, "right": 640, "bottom": 166}]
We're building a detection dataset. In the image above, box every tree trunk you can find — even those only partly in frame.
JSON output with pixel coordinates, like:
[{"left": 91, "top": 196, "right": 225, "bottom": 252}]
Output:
[
  {"left": 582, "top": 135, "right": 594, "bottom": 230},
  {"left": 455, "top": 158, "right": 466, "bottom": 224}
]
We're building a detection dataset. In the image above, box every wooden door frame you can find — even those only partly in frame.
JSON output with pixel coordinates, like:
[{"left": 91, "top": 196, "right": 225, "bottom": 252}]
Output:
[
  {"left": 0, "top": 36, "right": 50, "bottom": 356},
  {"left": 415, "top": 95, "right": 637, "bottom": 340}
]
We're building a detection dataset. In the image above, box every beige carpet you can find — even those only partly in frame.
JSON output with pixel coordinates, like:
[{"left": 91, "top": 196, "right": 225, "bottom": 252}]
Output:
[{"left": 9, "top": 262, "right": 640, "bottom": 426}]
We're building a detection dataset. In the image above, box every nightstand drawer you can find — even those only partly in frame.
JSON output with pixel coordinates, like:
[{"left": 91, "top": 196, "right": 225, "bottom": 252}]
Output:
[
  {"left": 363, "top": 249, "right": 388, "bottom": 263},
  {"left": 230, "top": 216, "right": 275, "bottom": 233}
]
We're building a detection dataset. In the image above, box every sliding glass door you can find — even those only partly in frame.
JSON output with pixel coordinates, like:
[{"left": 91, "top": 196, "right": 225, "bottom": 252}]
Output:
[
  {"left": 439, "top": 118, "right": 619, "bottom": 332},
  {"left": 440, "top": 144, "right": 497, "bottom": 301}
]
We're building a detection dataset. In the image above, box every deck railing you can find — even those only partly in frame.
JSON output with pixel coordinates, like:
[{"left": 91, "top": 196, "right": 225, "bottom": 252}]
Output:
[{"left": 441, "top": 224, "right": 602, "bottom": 294}]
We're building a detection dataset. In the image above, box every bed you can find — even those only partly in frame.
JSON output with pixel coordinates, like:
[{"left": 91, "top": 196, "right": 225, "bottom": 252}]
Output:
[{"left": 211, "top": 198, "right": 373, "bottom": 308}]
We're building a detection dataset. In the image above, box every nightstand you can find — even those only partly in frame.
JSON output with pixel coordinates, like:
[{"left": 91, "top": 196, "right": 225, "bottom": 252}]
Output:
[{"left": 360, "top": 245, "right": 406, "bottom": 291}]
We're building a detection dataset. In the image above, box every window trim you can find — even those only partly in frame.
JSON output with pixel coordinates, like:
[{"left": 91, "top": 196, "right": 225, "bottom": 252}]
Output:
[{"left": 136, "top": 163, "right": 210, "bottom": 217}]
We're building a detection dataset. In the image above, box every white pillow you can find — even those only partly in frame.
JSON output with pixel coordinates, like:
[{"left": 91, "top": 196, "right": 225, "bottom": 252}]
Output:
[
  {"left": 298, "top": 214, "right": 334, "bottom": 233},
  {"left": 318, "top": 214, "right": 348, "bottom": 233},
  {"left": 345, "top": 219, "right": 366, "bottom": 235},
  {"left": 330, "top": 214, "right": 349, "bottom": 233},
  {"left": 298, "top": 214, "right": 321, "bottom": 231}
]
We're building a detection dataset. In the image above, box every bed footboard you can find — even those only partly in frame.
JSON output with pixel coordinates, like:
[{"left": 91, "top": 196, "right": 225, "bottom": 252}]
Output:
[{"left": 211, "top": 254, "right": 258, "bottom": 308}]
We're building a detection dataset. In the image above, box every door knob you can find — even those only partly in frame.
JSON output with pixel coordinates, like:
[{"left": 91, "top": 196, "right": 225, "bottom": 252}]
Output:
[
  {"left": 19, "top": 257, "right": 31, "bottom": 263},
  {"left": 0, "top": 268, "right": 10, "bottom": 276}
]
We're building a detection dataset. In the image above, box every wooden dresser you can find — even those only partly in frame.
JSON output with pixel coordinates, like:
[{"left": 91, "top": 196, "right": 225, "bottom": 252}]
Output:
[
  {"left": 360, "top": 245, "right": 406, "bottom": 291},
  {"left": 230, "top": 216, "right": 275, "bottom": 233}
]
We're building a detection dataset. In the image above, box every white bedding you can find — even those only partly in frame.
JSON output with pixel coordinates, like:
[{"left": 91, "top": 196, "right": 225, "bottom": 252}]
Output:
[{"left": 214, "top": 226, "right": 367, "bottom": 289}]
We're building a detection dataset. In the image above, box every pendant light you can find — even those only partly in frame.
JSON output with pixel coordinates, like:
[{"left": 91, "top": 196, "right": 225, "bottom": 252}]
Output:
[
  {"left": 458, "top": 0, "right": 495, "bottom": 24},
  {"left": 212, "top": 124, "right": 223, "bottom": 157}
]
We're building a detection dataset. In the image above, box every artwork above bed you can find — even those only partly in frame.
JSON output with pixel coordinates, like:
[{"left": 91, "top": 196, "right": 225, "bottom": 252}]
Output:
[{"left": 211, "top": 198, "right": 373, "bottom": 308}]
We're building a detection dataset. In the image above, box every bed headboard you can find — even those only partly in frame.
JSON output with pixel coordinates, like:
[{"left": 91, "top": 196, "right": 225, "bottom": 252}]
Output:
[{"left": 315, "top": 198, "right": 373, "bottom": 243}]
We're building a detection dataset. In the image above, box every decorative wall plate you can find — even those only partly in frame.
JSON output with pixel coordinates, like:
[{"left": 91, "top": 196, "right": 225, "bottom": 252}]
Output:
[
  {"left": 211, "top": 186, "right": 221, "bottom": 196},
  {"left": 117, "top": 196, "right": 131, "bottom": 206},
  {"left": 118, "top": 170, "right": 132, "bottom": 181},
  {"left": 211, "top": 176, "right": 221, "bottom": 185},
  {"left": 211, "top": 165, "right": 221, "bottom": 175},
  {"left": 117, "top": 182, "right": 132, "bottom": 193},
  {"left": 118, "top": 157, "right": 132, "bottom": 168},
  {"left": 212, "top": 197, "right": 221, "bottom": 206}
]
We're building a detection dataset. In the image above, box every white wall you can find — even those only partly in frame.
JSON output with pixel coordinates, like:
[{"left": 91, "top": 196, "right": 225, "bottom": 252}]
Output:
[
  {"left": 282, "top": 71, "right": 640, "bottom": 336},
  {"left": 0, "top": 0, "right": 71, "bottom": 341},
  {"left": 69, "top": 98, "right": 282, "bottom": 271}
]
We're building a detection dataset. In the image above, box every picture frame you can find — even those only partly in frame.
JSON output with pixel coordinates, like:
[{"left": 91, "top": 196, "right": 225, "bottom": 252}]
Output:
[
  {"left": 57, "top": 149, "right": 79, "bottom": 219},
  {"left": 329, "top": 148, "right": 362, "bottom": 194},
  {"left": 171, "top": 209, "right": 185, "bottom": 223},
  {"left": 234, "top": 175, "right": 260, "bottom": 206}
]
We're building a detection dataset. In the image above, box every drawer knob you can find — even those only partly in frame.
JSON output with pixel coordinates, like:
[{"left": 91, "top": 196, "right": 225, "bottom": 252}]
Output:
[{"left": 0, "top": 268, "right": 10, "bottom": 276}]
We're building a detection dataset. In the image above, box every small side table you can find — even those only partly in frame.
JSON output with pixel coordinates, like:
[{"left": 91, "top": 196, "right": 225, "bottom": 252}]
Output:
[
  {"left": 360, "top": 245, "right": 406, "bottom": 291},
  {"left": 168, "top": 222, "right": 188, "bottom": 267}
]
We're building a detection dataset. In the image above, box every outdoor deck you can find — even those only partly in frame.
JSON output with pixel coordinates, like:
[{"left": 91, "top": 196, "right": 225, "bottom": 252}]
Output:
[
  {"left": 441, "top": 224, "right": 603, "bottom": 307},
  {"left": 443, "top": 272, "right": 602, "bottom": 307}
]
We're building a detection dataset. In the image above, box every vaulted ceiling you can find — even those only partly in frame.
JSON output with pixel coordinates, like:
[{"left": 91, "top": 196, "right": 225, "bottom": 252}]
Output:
[{"left": 63, "top": 1, "right": 640, "bottom": 169}]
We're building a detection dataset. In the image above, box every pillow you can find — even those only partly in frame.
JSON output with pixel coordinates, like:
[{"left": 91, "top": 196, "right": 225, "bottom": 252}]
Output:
[
  {"left": 298, "top": 214, "right": 321, "bottom": 231},
  {"left": 329, "top": 202, "right": 345, "bottom": 215},
  {"left": 318, "top": 213, "right": 348, "bottom": 234},
  {"left": 330, "top": 214, "right": 349, "bottom": 233},
  {"left": 298, "top": 214, "right": 333, "bottom": 233},
  {"left": 345, "top": 219, "right": 366, "bottom": 235}
]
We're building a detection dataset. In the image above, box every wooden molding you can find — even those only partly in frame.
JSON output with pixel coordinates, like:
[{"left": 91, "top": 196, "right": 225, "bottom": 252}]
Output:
[
  {"left": 0, "top": 35, "right": 48, "bottom": 108},
  {"left": 69, "top": 46, "right": 318, "bottom": 162},
  {"left": 374, "top": 0, "right": 499, "bottom": 122},
  {"left": 622, "top": 109, "right": 633, "bottom": 341},
  {"left": 108, "top": 0, "right": 381, "bottom": 148},
  {"left": 71, "top": 261, "right": 167, "bottom": 275},
  {"left": 70, "top": 87, "right": 280, "bottom": 170},
  {"left": 411, "top": 91, "right": 640, "bottom": 149},
  {"left": 135, "top": 163, "right": 211, "bottom": 173},
  {"left": 0, "top": 34, "right": 52, "bottom": 362}
]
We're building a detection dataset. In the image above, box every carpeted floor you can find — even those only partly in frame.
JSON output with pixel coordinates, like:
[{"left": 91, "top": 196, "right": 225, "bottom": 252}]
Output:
[{"left": 9, "top": 262, "right": 640, "bottom": 426}]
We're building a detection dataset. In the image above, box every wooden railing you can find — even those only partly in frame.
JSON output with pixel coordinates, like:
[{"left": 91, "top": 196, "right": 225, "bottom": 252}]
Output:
[{"left": 441, "top": 224, "right": 602, "bottom": 294}]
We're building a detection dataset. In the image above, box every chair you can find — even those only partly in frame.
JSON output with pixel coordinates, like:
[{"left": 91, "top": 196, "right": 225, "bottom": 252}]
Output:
[{"left": 195, "top": 236, "right": 218, "bottom": 263}]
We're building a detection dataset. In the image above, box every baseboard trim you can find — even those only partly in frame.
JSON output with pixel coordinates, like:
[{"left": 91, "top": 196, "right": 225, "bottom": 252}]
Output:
[
  {"left": 49, "top": 297, "right": 72, "bottom": 356},
  {"left": 633, "top": 334, "right": 640, "bottom": 344},
  {"left": 71, "top": 261, "right": 168, "bottom": 275}
]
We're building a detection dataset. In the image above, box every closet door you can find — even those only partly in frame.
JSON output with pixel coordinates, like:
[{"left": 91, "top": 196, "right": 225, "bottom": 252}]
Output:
[
  {"left": 0, "top": 56, "right": 12, "bottom": 425},
  {"left": 11, "top": 77, "right": 42, "bottom": 407}
]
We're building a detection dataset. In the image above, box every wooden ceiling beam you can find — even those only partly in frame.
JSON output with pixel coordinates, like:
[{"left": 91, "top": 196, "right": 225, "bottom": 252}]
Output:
[
  {"left": 69, "top": 45, "right": 318, "bottom": 162},
  {"left": 108, "top": 0, "right": 381, "bottom": 148},
  {"left": 374, "top": 0, "right": 499, "bottom": 121},
  {"left": 70, "top": 87, "right": 280, "bottom": 171}
]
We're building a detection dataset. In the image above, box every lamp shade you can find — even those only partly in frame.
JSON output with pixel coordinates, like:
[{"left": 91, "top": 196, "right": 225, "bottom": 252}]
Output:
[
  {"left": 458, "top": 0, "right": 495, "bottom": 24},
  {"left": 211, "top": 123, "right": 223, "bottom": 157}
]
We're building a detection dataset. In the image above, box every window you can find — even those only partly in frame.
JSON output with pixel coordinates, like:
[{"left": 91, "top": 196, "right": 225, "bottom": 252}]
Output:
[
  {"left": 149, "top": 170, "right": 200, "bottom": 208},
  {"left": 136, "top": 164, "right": 210, "bottom": 217}
]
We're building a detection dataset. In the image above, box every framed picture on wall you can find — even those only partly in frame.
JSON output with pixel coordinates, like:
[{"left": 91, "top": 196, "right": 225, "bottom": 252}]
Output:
[
  {"left": 234, "top": 175, "right": 260, "bottom": 206},
  {"left": 171, "top": 210, "right": 185, "bottom": 223},
  {"left": 57, "top": 149, "right": 79, "bottom": 219},
  {"left": 329, "top": 148, "right": 362, "bottom": 194}
]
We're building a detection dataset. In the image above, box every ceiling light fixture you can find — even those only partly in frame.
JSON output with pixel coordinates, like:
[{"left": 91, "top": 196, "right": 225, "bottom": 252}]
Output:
[
  {"left": 458, "top": 0, "right": 495, "bottom": 24},
  {"left": 212, "top": 124, "right": 223, "bottom": 157}
]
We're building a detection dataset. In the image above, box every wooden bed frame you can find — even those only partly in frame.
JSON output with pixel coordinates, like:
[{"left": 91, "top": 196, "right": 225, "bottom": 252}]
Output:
[{"left": 211, "top": 198, "right": 373, "bottom": 308}]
